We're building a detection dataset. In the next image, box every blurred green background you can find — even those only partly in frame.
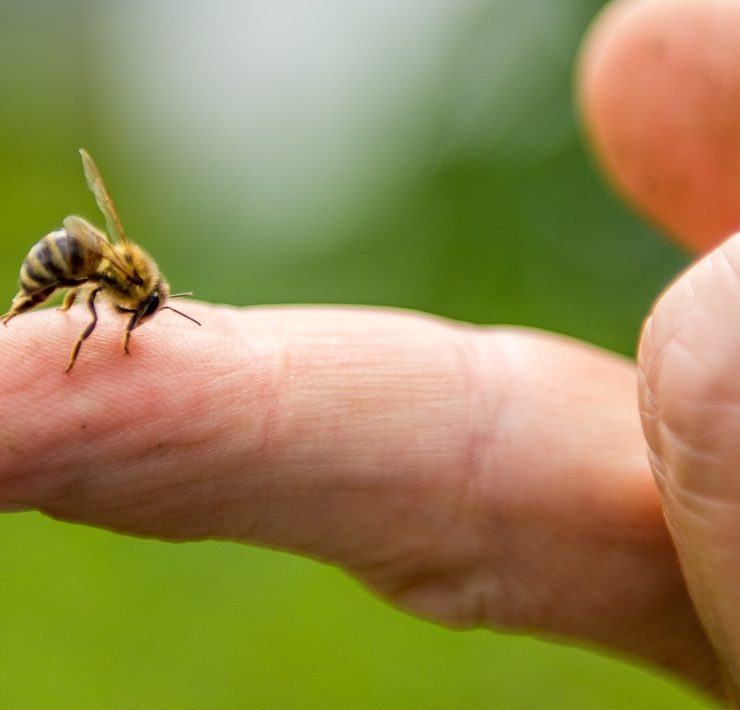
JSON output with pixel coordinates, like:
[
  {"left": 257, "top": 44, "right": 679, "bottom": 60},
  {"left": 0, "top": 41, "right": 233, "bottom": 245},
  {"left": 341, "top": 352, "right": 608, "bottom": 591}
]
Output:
[{"left": 0, "top": 1, "right": 705, "bottom": 708}]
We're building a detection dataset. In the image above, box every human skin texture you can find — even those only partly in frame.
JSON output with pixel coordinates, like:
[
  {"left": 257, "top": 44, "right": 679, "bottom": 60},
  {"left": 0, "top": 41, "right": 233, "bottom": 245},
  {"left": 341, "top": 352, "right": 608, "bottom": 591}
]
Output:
[
  {"left": 581, "top": 0, "right": 740, "bottom": 704},
  {"left": 0, "top": 304, "right": 723, "bottom": 699},
  {"left": 3, "top": 0, "right": 740, "bottom": 704}
]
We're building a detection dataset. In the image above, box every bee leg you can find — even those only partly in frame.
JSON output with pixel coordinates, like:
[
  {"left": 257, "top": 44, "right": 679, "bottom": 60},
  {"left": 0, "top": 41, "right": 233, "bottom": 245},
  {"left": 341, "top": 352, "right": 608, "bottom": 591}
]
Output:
[
  {"left": 121, "top": 312, "right": 141, "bottom": 355},
  {"left": 2, "top": 286, "right": 57, "bottom": 325},
  {"left": 0, "top": 308, "right": 16, "bottom": 326},
  {"left": 59, "top": 287, "right": 79, "bottom": 312},
  {"left": 0, "top": 295, "right": 22, "bottom": 325},
  {"left": 65, "top": 287, "right": 101, "bottom": 374}
]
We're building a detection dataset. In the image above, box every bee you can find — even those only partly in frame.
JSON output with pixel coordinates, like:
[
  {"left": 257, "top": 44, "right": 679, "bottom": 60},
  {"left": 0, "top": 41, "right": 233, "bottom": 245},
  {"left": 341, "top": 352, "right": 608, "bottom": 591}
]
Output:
[{"left": 1, "top": 149, "right": 200, "bottom": 372}]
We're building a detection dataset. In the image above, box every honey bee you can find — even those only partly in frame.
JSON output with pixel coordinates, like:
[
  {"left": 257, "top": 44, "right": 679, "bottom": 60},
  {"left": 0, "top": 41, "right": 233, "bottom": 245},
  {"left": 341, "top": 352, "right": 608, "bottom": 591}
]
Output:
[{"left": 1, "top": 149, "right": 200, "bottom": 372}]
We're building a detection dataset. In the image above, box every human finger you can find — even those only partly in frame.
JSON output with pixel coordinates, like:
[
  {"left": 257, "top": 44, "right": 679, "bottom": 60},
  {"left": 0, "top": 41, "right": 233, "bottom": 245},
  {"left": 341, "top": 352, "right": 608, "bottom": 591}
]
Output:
[
  {"left": 639, "top": 232, "right": 740, "bottom": 701},
  {"left": 0, "top": 302, "right": 720, "bottom": 694},
  {"left": 579, "top": 0, "right": 740, "bottom": 252}
]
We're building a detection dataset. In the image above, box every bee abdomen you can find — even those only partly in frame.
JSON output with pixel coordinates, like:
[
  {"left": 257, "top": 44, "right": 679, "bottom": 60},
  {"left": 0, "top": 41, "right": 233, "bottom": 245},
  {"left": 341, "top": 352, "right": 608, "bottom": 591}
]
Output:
[{"left": 19, "top": 229, "right": 99, "bottom": 293}]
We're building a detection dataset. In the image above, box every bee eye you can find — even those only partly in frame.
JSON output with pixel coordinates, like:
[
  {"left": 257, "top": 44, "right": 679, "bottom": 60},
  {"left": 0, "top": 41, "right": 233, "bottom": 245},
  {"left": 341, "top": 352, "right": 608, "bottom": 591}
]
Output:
[{"left": 142, "top": 292, "right": 160, "bottom": 318}]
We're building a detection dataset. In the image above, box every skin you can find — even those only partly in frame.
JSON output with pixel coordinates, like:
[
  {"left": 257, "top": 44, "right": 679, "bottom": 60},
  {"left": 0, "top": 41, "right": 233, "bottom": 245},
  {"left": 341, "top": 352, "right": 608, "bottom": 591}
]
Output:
[
  {"left": 3, "top": 0, "right": 740, "bottom": 703},
  {"left": 581, "top": 0, "right": 740, "bottom": 703},
  {"left": 579, "top": 0, "right": 740, "bottom": 253}
]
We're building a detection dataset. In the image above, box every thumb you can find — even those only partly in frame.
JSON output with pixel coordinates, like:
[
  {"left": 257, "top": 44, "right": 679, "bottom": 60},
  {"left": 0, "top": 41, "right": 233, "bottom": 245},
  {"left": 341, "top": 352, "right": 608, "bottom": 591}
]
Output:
[{"left": 639, "top": 232, "right": 740, "bottom": 698}]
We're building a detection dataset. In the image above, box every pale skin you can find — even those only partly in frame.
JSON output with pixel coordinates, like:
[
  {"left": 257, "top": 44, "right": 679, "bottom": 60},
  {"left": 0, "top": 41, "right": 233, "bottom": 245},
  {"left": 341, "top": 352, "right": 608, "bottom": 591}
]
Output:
[{"left": 2, "top": 0, "right": 740, "bottom": 704}]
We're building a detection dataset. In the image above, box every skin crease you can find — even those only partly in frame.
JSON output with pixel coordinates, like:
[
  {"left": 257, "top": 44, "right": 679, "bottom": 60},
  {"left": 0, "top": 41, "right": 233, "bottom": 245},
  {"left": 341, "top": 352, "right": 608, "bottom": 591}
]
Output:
[{"left": 3, "top": 0, "right": 740, "bottom": 704}]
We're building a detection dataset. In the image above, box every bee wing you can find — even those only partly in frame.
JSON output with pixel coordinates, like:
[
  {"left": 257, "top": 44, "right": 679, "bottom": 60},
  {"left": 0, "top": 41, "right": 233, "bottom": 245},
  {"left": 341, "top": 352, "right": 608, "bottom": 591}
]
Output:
[
  {"left": 63, "top": 216, "right": 139, "bottom": 282},
  {"left": 79, "top": 148, "right": 128, "bottom": 244}
]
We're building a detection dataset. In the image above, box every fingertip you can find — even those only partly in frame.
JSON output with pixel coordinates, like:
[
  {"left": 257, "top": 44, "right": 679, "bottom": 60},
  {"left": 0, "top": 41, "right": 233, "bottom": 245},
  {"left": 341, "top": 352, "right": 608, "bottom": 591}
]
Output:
[
  {"left": 639, "top": 232, "right": 740, "bottom": 453},
  {"left": 579, "top": 0, "right": 740, "bottom": 252},
  {"left": 0, "top": 300, "right": 274, "bottom": 529}
]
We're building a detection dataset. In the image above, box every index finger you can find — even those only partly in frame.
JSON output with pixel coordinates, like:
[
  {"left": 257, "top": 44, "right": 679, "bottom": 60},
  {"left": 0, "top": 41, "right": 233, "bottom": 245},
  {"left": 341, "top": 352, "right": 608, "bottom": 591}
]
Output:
[
  {"left": 0, "top": 301, "right": 721, "bottom": 689},
  {"left": 0, "top": 300, "right": 648, "bottom": 563}
]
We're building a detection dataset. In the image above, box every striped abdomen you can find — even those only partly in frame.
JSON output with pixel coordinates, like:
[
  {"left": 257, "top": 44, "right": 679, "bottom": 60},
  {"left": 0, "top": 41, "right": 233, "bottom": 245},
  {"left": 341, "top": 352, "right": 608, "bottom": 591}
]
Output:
[
  {"left": 1, "top": 229, "right": 102, "bottom": 323},
  {"left": 19, "top": 228, "right": 100, "bottom": 294}
]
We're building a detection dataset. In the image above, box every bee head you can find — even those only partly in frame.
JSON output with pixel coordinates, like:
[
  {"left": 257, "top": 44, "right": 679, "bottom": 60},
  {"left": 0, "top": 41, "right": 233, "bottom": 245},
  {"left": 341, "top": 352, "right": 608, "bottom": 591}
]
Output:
[
  {"left": 139, "top": 278, "right": 170, "bottom": 322},
  {"left": 135, "top": 279, "right": 200, "bottom": 329}
]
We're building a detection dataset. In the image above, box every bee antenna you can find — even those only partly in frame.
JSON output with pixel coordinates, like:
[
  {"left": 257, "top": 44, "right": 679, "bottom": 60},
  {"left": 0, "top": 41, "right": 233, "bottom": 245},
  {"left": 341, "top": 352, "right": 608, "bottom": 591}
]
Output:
[
  {"left": 169, "top": 291, "right": 193, "bottom": 298},
  {"left": 162, "top": 306, "right": 201, "bottom": 326}
]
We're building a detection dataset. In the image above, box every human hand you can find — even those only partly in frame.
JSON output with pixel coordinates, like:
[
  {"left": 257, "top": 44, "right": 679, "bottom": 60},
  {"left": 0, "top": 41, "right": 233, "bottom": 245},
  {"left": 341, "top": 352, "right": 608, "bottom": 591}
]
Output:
[
  {"left": 0, "top": 304, "right": 716, "bottom": 694},
  {"left": 581, "top": 0, "right": 740, "bottom": 703},
  {"left": 1, "top": 0, "right": 739, "bottom": 704}
]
